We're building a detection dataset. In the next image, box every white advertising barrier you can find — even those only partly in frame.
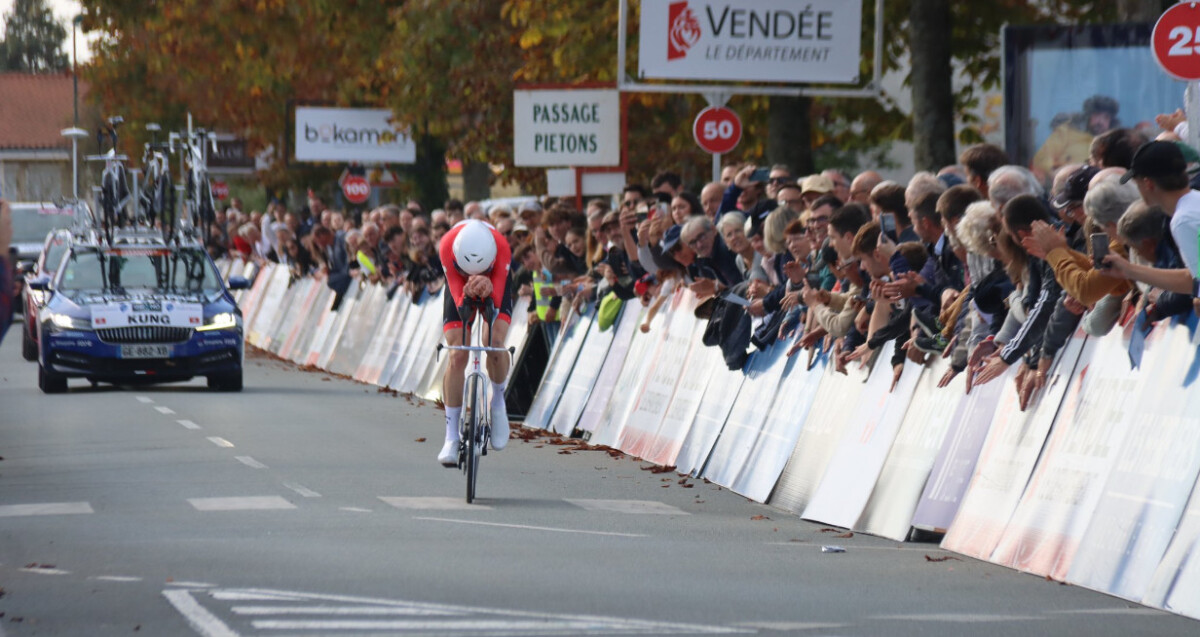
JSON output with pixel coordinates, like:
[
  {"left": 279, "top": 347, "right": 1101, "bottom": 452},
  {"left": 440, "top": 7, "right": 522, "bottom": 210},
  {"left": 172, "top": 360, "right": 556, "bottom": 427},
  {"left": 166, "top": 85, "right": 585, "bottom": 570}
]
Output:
[
  {"left": 940, "top": 333, "right": 1086, "bottom": 558},
  {"left": 722, "top": 339, "right": 828, "bottom": 503},
  {"left": 548, "top": 303, "right": 621, "bottom": 435},
  {"left": 578, "top": 304, "right": 644, "bottom": 436},
  {"left": 767, "top": 351, "right": 870, "bottom": 514},
  {"left": 802, "top": 343, "right": 924, "bottom": 529},
  {"left": 1068, "top": 319, "right": 1200, "bottom": 602},
  {"left": 374, "top": 293, "right": 415, "bottom": 386},
  {"left": 294, "top": 106, "right": 416, "bottom": 164},
  {"left": 316, "top": 286, "right": 363, "bottom": 371},
  {"left": 280, "top": 284, "right": 331, "bottom": 362},
  {"left": 262, "top": 277, "right": 306, "bottom": 353},
  {"left": 512, "top": 89, "right": 621, "bottom": 167},
  {"left": 588, "top": 306, "right": 668, "bottom": 449},
  {"left": 642, "top": 320, "right": 712, "bottom": 467},
  {"left": 522, "top": 308, "right": 592, "bottom": 431},
  {"left": 909, "top": 365, "right": 1009, "bottom": 533},
  {"left": 235, "top": 262, "right": 274, "bottom": 330},
  {"left": 855, "top": 357, "right": 966, "bottom": 541},
  {"left": 502, "top": 299, "right": 533, "bottom": 385},
  {"left": 673, "top": 342, "right": 745, "bottom": 477},
  {"left": 385, "top": 291, "right": 434, "bottom": 390},
  {"left": 1146, "top": 482, "right": 1200, "bottom": 619},
  {"left": 616, "top": 291, "right": 701, "bottom": 457},
  {"left": 356, "top": 292, "right": 407, "bottom": 385},
  {"left": 270, "top": 278, "right": 317, "bottom": 357},
  {"left": 247, "top": 266, "right": 291, "bottom": 348},
  {"left": 990, "top": 330, "right": 1141, "bottom": 581},
  {"left": 300, "top": 288, "right": 340, "bottom": 367},
  {"left": 700, "top": 336, "right": 793, "bottom": 495},
  {"left": 638, "top": 0, "right": 863, "bottom": 84},
  {"left": 394, "top": 288, "right": 447, "bottom": 395},
  {"left": 328, "top": 284, "right": 386, "bottom": 377}
]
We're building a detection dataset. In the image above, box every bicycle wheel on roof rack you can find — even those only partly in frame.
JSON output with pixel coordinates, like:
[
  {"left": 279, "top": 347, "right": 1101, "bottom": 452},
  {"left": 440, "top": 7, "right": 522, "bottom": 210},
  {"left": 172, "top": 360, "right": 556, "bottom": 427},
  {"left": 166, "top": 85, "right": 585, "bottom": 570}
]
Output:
[
  {"left": 101, "top": 170, "right": 117, "bottom": 244},
  {"left": 158, "top": 173, "right": 176, "bottom": 243}
]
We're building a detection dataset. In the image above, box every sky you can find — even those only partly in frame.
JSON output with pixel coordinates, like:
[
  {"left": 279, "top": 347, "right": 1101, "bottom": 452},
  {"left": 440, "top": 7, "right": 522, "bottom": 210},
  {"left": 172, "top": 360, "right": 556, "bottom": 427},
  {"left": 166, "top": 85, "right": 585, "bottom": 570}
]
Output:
[{"left": 1, "top": 0, "right": 95, "bottom": 63}]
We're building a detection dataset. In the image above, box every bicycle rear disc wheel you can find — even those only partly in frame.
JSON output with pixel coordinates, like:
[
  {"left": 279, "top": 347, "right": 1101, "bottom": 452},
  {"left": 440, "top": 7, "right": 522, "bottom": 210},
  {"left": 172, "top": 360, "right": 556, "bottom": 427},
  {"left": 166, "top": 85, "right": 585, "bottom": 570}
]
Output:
[{"left": 464, "top": 375, "right": 479, "bottom": 504}]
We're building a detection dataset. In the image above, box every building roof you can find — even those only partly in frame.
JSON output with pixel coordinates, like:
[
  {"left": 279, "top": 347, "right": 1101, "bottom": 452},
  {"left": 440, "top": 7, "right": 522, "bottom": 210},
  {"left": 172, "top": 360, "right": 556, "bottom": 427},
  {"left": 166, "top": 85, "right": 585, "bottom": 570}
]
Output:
[{"left": 0, "top": 73, "right": 88, "bottom": 151}]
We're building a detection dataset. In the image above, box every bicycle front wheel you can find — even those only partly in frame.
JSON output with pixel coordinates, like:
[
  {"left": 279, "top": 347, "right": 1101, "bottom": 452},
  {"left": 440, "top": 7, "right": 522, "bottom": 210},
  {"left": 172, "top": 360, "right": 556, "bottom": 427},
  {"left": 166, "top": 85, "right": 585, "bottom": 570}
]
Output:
[{"left": 464, "top": 374, "right": 479, "bottom": 503}]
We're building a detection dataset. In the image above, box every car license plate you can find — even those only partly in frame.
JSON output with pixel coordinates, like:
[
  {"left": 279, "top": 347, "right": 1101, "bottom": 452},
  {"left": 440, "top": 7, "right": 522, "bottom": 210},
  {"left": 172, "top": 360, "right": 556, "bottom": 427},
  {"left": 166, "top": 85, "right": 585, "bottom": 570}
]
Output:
[{"left": 120, "top": 344, "right": 172, "bottom": 359}]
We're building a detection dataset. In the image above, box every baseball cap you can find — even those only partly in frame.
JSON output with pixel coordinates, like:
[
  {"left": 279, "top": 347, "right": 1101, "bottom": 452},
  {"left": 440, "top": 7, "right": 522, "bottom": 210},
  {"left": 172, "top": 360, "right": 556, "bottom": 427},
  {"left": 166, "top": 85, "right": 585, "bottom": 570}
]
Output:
[
  {"left": 1120, "top": 141, "right": 1187, "bottom": 184},
  {"left": 800, "top": 174, "right": 834, "bottom": 195},
  {"left": 1051, "top": 165, "right": 1100, "bottom": 211},
  {"left": 634, "top": 273, "right": 657, "bottom": 298},
  {"left": 660, "top": 224, "right": 683, "bottom": 252}
]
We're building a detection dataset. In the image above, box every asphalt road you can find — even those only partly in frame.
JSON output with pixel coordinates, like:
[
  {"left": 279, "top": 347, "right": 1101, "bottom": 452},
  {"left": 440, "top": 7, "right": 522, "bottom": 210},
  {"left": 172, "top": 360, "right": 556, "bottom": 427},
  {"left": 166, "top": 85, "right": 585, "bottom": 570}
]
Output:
[{"left": 1, "top": 321, "right": 1196, "bottom": 637}]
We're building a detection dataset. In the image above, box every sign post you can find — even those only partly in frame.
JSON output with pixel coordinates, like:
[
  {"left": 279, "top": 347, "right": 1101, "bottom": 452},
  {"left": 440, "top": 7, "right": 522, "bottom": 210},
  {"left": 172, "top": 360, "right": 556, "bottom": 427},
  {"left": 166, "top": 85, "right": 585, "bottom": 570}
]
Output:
[
  {"left": 693, "top": 99, "right": 741, "bottom": 183},
  {"left": 1152, "top": 2, "right": 1200, "bottom": 149}
]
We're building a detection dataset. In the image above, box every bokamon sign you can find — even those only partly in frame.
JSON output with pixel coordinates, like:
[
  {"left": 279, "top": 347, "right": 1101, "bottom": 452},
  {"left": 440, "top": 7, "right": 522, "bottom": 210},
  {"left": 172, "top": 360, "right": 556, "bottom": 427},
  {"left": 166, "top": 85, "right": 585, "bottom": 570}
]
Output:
[{"left": 293, "top": 107, "right": 417, "bottom": 164}]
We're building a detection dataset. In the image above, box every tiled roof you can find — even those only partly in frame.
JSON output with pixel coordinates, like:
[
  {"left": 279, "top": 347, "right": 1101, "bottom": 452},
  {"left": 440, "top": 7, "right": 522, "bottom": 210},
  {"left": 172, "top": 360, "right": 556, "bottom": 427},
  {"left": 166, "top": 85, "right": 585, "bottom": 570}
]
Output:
[{"left": 0, "top": 73, "right": 89, "bottom": 151}]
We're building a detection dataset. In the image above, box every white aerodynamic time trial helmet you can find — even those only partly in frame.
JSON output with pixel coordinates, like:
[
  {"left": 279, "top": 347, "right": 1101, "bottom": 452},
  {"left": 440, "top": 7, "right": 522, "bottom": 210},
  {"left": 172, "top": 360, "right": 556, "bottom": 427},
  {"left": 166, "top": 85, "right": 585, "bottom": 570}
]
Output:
[{"left": 452, "top": 220, "right": 497, "bottom": 275}]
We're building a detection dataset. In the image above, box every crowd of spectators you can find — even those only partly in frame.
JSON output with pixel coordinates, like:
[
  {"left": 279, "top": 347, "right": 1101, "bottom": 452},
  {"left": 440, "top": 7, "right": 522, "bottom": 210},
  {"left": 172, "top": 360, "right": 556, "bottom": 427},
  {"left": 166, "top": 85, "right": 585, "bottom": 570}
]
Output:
[{"left": 228, "top": 116, "right": 1200, "bottom": 409}]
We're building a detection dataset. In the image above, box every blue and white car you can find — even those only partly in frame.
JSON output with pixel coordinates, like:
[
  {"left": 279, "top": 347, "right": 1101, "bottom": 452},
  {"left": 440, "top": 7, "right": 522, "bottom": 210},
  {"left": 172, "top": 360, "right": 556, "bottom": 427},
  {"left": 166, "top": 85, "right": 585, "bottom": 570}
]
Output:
[{"left": 30, "top": 231, "right": 250, "bottom": 393}]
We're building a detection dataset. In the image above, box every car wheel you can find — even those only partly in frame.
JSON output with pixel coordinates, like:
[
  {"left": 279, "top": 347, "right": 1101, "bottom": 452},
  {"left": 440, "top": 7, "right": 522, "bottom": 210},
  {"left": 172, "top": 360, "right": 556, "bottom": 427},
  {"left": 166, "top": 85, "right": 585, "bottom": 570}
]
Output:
[
  {"left": 38, "top": 364, "right": 68, "bottom": 394},
  {"left": 207, "top": 369, "right": 243, "bottom": 392},
  {"left": 22, "top": 326, "right": 37, "bottom": 361}
]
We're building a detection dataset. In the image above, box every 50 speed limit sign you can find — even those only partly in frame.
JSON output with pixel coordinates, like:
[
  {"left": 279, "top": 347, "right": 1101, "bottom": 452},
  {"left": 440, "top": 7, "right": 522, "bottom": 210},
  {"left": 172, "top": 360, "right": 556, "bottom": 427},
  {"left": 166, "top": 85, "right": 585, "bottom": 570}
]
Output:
[{"left": 693, "top": 106, "right": 742, "bottom": 155}]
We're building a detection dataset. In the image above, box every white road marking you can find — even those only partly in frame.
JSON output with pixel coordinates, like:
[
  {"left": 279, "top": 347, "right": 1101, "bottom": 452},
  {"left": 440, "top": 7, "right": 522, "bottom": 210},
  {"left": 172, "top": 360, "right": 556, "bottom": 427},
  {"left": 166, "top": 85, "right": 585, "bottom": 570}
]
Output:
[
  {"left": 136, "top": 396, "right": 154, "bottom": 403},
  {"left": 162, "top": 589, "right": 240, "bottom": 637},
  {"left": 206, "top": 436, "right": 234, "bottom": 448},
  {"left": 188, "top": 587, "right": 749, "bottom": 635},
  {"left": 235, "top": 456, "right": 267, "bottom": 469},
  {"left": 188, "top": 497, "right": 296, "bottom": 512},
  {"left": 379, "top": 496, "right": 492, "bottom": 511},
  {"left": 283, "top": 483, "right": 321, "bottom": 498},
  {"left": 735, "top": 621, "right": 848, "bottom": 630},
  {"left": 168, "top": 581, "right": 218, "bottom": 588},
  {"left": 90, "top": 576, "right": 143, "bottom": 582},
  {"left": 564, "top": 499, "right": 689, "bottom": 515},
  {"left": 415, "top": 516, "right": 647, "bottom": 538},
  {"left": 155, "top": 406, "right": 176, "bottom": 415},
  {"left": 1050, "top": 608, "right": 1167, "bottom": 616},
  {"left": 340, "top": 507, "right": 371, "bottom": 513},
  {"left": 20, "top": 566, "right": 70, "bottom": 575},
  {"left": 178, "top": 419, "right": 201, "bottom": 430},
  {"left": 211, "top": 591, "right": 306, "bottom": 602},
  {"left": 872, "top": 613, "right": 1046, "bottom": 622},
  {"left": 232, "top": 605, "right": 460, "bottom": 616},
  {"left": 0, "top": 502, "right": 93, "bottom": 517}
]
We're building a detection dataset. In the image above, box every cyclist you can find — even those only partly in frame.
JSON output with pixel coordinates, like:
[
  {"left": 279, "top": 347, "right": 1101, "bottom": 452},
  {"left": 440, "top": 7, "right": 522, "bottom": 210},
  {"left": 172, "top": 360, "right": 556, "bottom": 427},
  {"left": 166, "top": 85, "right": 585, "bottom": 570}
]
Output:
[{"left": 437, "top": 219, "right": 514, "bottom": 466}]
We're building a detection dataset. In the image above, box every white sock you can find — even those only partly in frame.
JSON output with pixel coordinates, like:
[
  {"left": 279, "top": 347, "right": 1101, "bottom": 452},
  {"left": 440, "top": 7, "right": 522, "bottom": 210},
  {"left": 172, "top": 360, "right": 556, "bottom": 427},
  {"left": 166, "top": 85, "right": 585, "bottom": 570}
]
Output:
[
  {"left": 445, "top": 406, "right": 462, "bottom": 441},
  {"left": 492, "top": 381, "right": 506, "bottom": 408}
]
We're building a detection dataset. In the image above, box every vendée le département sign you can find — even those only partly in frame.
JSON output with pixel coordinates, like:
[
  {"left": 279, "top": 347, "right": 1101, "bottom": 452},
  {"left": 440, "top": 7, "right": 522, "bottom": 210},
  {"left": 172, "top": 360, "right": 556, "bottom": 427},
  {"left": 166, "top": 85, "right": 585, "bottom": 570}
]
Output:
[{"left": 639, "top": 0, "right": 863, "bottom": 84}]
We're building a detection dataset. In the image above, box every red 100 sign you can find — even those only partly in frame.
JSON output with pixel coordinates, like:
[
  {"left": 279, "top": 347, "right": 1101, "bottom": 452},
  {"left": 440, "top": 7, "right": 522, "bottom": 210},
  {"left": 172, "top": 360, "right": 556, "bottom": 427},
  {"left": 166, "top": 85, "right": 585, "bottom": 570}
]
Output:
[
  {"left": 693, "top": 106, "right": 742, "bottom": 155},
  {"left": 1154, "top": 2, "right": 1200, "bottom": 81}
]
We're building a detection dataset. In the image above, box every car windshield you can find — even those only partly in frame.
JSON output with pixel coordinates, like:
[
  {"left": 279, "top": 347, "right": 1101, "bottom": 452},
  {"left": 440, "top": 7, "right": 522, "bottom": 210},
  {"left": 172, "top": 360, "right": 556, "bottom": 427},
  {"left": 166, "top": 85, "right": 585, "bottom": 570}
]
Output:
[
  {"left": 43, "top": 238, "right": 70, "bottom": 275},
  {"left": 57, "top": 247, "right": 223, "bottom": 296},
  {"left": 10, "top": 205, "right": 77, "bottom": 244}
]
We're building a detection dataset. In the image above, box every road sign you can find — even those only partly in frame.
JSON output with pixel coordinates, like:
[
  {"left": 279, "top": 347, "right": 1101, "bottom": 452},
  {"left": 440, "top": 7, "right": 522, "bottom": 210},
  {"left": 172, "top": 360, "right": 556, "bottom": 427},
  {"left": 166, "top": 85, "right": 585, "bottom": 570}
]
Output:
[
  {"left": 1153, "top": 2, "right": 1200, "bottom": 81},
  {"left": 211, "top": 180, "right": 229, "bottom": 201},
  {"left": 342, "top": 175, "right": 370, "bottom": 204},
  {"left": 693, "top": 106, "right": 741, "bottom": 154}
]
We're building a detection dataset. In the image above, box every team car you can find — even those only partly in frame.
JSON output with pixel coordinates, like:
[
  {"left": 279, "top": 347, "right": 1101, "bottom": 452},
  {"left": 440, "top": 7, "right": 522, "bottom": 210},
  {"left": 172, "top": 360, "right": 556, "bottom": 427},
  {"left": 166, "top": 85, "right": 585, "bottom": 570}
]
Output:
[
  {"left": 30, "top": 227, "right": 249, "bottom": 393},
  {"left": 20, "top": 228, "right": 75, "bottom": 361}
]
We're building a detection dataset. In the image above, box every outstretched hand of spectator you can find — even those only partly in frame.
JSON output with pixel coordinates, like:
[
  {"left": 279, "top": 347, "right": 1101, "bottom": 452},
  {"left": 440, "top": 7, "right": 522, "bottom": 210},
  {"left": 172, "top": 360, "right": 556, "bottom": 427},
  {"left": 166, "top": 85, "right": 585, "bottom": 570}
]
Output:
[
  {"left": 833, "top": 341, "right": 850, "bottom": 375},
  {"left": 1157, "top": 108, "right": 1186, "bottom": 132},
  {"left": 783, "top": 260, "right": 807, "bottom": 285},
  {"left": 972, "top": 354, "right": 1009, "bottom": 386},
  {"left": 747, "top": 300, "right": 766, "bottom": 318},
  {"left": 1099, "top": 252, "right": 1131, "bottom": 278},
  {"left": 902, "top": 338, "right": 927, "bottom": 365},
  {"left": 802, "top": 286, "right": 829, "bottom": 308},
  {"left": 734, "top": 164, "right": 757, "bottom": 190},
  {"left": 938, "top": 366, "right": 960, "bottom": 388},
  {"left": 846, "top": 342, "right": 873, "bottom": 368},
  {"left": 1022, "top": 220, "right": 1066, "bottom": 260},
  {"left": 797, "top": 326, "right": 826, "bottom": 351},
  {"left": 690, "top": 278, "right": 719, "bottom": 300},
  {"left": 780, "top": 290, "right": 801, "bottom": 311},
  {"left": 1063, "top": 295, "right": 1087, "bottom": 315},
  {"left": 890, "top": 363, "right": 905, "bottom": 392},
  {"left": 883, "top": 271, "right": 923, "bottom": 300}
]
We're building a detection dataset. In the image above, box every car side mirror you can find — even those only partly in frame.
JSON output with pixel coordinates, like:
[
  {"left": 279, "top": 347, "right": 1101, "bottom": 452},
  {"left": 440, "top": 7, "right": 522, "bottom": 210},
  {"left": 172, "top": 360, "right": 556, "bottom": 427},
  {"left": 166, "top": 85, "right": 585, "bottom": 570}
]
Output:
[
  {"left": 28, "top": 275, "right": 51, "bottom": 291},
  {"left": 227, "top": 276, "right": 250, "bottom": 290},
  {"left": 18, "top": 260, "right": 37, "bottom": 275}
]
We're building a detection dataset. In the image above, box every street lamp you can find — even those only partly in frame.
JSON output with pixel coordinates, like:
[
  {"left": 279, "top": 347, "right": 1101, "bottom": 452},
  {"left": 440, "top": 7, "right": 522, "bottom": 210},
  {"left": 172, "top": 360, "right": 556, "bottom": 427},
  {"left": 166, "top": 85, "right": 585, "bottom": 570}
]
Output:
[{"left": 72, "top": 14, "right": 82, "bottom": 128}]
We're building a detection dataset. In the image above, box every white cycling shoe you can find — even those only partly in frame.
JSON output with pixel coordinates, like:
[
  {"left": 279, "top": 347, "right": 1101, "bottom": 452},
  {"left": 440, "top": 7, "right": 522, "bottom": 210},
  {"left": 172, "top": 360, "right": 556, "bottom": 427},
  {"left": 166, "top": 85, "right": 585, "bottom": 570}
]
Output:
[
  {"left": 491, "top": 400, "right": 509, "bottom": 451},
  {"left": 438, "top": 439, "right": 459, "bottom": 467}
]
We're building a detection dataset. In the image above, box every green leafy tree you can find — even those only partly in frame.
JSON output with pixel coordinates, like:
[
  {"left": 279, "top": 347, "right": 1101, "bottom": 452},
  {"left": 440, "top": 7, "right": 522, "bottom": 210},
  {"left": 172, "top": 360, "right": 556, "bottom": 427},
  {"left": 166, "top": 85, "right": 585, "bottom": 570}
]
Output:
[{"left": 2, "top": 0, "right": 69, "bottom": 73}]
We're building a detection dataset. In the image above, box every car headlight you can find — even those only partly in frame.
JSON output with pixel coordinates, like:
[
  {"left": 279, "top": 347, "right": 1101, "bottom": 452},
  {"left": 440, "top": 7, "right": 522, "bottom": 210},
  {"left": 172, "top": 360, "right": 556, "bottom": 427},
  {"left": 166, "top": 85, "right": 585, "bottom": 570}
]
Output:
[
  {"left": 46, "top": 312, "right": 92, "bottom": 331},
  {"left": 197, "top": 312, "right": 240, "bottom": 332}
]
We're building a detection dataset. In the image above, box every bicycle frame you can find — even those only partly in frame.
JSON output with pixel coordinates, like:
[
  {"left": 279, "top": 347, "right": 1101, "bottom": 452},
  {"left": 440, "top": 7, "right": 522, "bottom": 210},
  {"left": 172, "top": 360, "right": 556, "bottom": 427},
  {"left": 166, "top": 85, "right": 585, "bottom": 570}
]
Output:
[{"left": 440, "top": 301, "right": 509, "bottom": 503}]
